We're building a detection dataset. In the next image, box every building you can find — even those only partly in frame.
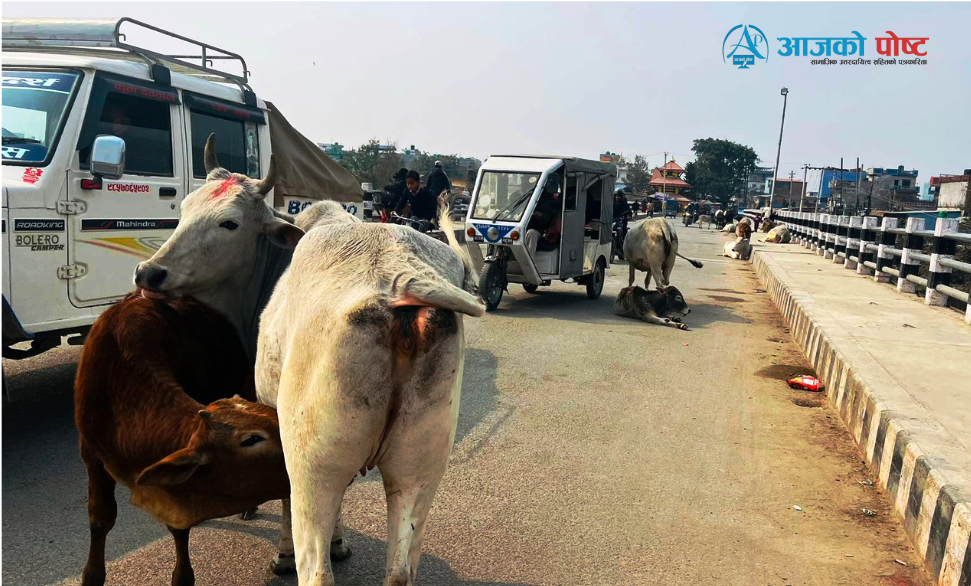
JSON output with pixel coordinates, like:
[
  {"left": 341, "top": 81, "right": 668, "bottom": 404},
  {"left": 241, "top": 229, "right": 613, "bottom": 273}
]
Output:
[
  {"left": 650, "top": 159, "right": 691, "bottom": 196},
  {"left": 600, "top": 152, "right": 629, "bottom": 189},
  {"left": 938, "top": 173, "right": 971, "bottom": 209},
  {"left": 760, "top": 178, "right": 805, "bottom": 209},
  {"left": 817, "top": 167, "right": 868, "bottom": 208},
  {"left": 317, "top": 142, "right": 345, "bottom": 161}
]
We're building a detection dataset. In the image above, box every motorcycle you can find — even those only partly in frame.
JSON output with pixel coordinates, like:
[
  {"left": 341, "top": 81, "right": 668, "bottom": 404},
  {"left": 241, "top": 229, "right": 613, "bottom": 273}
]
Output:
[{"left": 390, "top": 213, "right": 448, "bottom": 244}]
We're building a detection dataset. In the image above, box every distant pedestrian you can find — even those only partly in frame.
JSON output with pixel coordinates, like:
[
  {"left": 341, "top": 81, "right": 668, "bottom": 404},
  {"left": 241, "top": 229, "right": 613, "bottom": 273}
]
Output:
[
  {"left": 425, "top": 161, "right": 452, "bottom": 198},
  {"left": 382, "top": 168, "right": 408, "bottom": 222}
]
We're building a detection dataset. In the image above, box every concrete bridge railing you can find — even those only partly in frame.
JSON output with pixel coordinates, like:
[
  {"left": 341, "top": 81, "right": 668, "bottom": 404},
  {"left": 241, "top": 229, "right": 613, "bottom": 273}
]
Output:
[{"left": 774, "top": 211, "right": 971, "bottom": 325}]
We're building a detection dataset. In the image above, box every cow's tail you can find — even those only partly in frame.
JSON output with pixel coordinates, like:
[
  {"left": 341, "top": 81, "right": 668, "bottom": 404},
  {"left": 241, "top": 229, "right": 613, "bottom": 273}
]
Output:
[
  {"left": 677, "top": 253, "right": 704, "bottom": 269},
  {"left": 437, "top": 197, "right": 479, "bottom": 296},
  {"left": 390, "top": 271, "right": 485, "bottom": 318}
]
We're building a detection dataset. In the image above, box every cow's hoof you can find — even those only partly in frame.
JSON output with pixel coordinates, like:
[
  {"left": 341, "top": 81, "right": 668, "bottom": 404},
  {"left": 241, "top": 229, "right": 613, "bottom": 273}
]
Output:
[
  {"left": 330, "top": 538, "right": 352, "bottom": 562},
  {"left": 678, "top": 324, "right": 690, "bottom": 331},
  {"left": 671, "top": 317, "right": 683, "bottom": 323},
  {"left": 239, "top": 507, "right": 258, "bottom": 521},
  {"left": 270, "top": 553, "right": 296, "bottom": 575}
]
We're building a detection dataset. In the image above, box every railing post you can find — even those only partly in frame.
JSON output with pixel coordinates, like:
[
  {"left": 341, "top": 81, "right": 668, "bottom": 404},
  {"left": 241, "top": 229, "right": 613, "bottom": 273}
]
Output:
[
  {"left": 813, "top": 213, "right": 823, "bottom": 251},
  {"left": 845, "top": 216, "right": 862, "bottom": 270},
  {"left": 926, "top": 216, "right": 960, "bottom": 307},
  {"left": 825, "top": 215, "right": 838, "bottom": 259},
  {"left": 874, "top": 217, "right": 898, "bottom": 283},
  {"left": 819, "top": 214, "right": 831, "bottom": 257},
  {"left": 810, "top": 213, "right": 819, "bottom": 249},
  {"left": 897, "top": 217, "right": 925, "bottom": 294},
  {"left": 834, "top": 216, "right": 849, "bottom": 263},
  {"left": 856, "top": 216, "right": 877, "bottom": 276}
]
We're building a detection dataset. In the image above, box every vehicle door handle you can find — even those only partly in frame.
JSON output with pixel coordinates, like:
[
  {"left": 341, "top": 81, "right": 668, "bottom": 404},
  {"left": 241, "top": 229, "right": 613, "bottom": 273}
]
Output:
[{"left": 159, "top": 187, "right": 177, "bottom": 198}]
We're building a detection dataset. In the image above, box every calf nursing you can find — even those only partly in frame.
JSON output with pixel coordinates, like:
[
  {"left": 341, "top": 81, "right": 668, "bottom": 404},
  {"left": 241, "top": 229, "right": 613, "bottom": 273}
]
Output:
[{"left": 74, "top": 294, "right": 289, "bottom": 586}]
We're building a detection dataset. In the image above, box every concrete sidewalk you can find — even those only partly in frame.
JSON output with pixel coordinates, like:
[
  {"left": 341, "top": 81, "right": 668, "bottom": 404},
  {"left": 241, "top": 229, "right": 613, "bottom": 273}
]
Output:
[{"left": 752, "top": 243, "right": 971, "bottom": 586}]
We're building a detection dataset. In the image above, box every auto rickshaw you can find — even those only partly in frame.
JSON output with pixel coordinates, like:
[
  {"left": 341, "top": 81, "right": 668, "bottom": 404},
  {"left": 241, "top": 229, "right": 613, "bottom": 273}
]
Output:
[{"left": 463, "top": 155, "right": 616, "bottom": 310}]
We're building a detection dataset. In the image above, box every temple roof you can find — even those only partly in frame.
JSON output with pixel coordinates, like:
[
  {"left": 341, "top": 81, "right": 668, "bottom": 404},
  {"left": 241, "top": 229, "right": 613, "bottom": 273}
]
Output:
[
  {"left": 650, "top": 168, "right": 692, "bottom": 188},
  {"left": 661, "top": 159, "right": 686, "bottom": 172}
]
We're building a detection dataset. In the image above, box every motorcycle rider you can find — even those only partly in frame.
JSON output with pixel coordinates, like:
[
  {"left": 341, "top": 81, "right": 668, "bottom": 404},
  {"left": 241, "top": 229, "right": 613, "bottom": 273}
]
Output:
[
  {"left": 613, "top": 189, "right": 632, "bottom": 239},
  {"left": 396, "top": 170, "right": 438, "bottom": 226},
  {"left": 425, "top": 160, "right": 452, "bottom": 198}
]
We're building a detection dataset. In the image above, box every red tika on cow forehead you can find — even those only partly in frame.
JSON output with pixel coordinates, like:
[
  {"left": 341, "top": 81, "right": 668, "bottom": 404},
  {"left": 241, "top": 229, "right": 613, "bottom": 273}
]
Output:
[{"left": 210, "top": 176, "right": 239, "bottom": 200}]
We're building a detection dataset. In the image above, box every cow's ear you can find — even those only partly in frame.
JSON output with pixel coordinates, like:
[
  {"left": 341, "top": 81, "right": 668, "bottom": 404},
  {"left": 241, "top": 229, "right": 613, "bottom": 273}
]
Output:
[
  {"left": 136, "top": 447, "right": 208, "bottom": 486},
  {"left": 263, "top": 218, "right": 305, "bottom": 249}
]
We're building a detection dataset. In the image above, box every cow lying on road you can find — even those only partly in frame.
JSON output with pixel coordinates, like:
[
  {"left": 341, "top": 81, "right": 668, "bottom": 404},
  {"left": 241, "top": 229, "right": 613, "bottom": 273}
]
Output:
[
  {"left": 614, "top": 285, "right": 692, "bottom": 330},
  {"left": 623, "top": 218, "right": 703, "bottom": 289},
  {"left": 722, "top": 237, "right": 753, "bottom": 260},
  {"left": 256, "top": 201, "right": 484, "bottom": 586},
  {"left": 764, "top": 224, "right": 792, "bottom": 243},
  {"left": 75, "top": 294, "right": 289, "bottom": 586}
]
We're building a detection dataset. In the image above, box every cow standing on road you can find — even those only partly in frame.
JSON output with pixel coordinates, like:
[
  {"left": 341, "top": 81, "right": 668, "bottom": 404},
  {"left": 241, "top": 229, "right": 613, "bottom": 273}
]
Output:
[
  {"left": 256, "top": 203, "right": 484, "bottom": 586},
  {"left": 623, "top": 218, "right": 704, "bottom": 290}
]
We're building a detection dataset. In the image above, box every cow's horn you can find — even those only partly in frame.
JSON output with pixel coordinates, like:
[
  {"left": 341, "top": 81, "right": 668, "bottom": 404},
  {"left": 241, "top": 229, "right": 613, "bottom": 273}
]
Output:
[
  {"left": 256, "top": 154, "right": 276, "bottom": 196},
  {"left": 204, "top": 134, "right": 220, "bottom": 173}
]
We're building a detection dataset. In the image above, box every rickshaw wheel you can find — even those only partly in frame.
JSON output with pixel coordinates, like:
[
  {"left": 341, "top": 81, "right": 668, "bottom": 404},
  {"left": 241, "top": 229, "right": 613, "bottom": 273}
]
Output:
[
  {"left": 586, "top": 258, "right": 606, "bottom": 300},
  {"left": 523, "top": 283, "right": 539, "bottom": 294},
  {"left": 479, "top": 261, "right": 504, "bottom": 310}
]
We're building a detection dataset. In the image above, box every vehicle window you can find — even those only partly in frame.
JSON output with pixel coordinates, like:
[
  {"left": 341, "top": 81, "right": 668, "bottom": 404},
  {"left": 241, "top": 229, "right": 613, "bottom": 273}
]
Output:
[
  {"left": 471, "top": 171, "right": 541, "bottom": 221},
  {"left": 565, "top": 174, "right": 579, "bottom": 212},
  {"left": 2, "top": 71, "right": 80, "bottom": 165},
  {"left": 190, "top": 111, "right": 260, "bottom": 178},
  {"left": 79, "top": 92, "right": 173, "bottom": 176}
]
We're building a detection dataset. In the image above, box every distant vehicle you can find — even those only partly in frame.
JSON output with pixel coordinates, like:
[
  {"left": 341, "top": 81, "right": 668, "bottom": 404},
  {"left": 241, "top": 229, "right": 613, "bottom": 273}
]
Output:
[
  {"left": 2, "top": 17, "right": 362, "bottom": 361},
  {"left": 662, "top": 199, "right": 679, "bottom": 218},
  {"left": 464, "top": 155, "right": 616, "bottom": 310}
]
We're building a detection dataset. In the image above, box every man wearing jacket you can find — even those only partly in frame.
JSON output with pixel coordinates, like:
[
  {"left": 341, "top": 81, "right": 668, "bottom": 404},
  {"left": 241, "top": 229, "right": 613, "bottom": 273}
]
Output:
[
  {"left": 425, "top": 161, "right": 452, "bottom": 198},
  {"left": 396, "top": 170, "right": 438, "bottom": 222}
]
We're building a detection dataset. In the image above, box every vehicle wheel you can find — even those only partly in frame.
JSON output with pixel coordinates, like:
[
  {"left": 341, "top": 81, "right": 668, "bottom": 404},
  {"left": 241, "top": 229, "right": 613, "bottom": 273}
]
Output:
[
  {"left": 479, "top": 260, "right": 504, "bottom": 310},
  {"left": 523, "top": 283, "right": 539, "bottom": 294},
  {"left": 586, "top": 258, "right": 606, "bottom": 300}
]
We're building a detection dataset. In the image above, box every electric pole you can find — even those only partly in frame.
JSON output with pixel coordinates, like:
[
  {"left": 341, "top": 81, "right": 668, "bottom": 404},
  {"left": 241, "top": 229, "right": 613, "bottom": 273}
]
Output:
[
  {"left": 855, "top": 157, "right": 862, "bottom": 215},
  {"left": 799, "top": 164, "right": 809, "bottom": 212},
  {"left": 770, "top": 87, "right": 789, "bottom": 211}
]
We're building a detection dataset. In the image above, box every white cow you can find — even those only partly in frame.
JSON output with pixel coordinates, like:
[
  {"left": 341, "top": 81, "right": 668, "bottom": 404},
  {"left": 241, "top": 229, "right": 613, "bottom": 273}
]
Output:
[
  {"left": 764, "top": 224, "right": 792, "bottom": 243},
  {"left": 623, "top": 218, "right": 703, "bottom": 289},
  {"left": 721, "top": 237, "right": 753, "bottom": 260},
  {"left": 256, "top": 203, "right": 484, "bottom": 586}
]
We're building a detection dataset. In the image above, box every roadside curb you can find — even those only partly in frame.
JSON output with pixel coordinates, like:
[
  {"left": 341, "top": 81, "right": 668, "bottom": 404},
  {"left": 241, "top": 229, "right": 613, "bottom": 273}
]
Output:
[{"left": 752, "top": 249, "right": 971, "bottom": 586}]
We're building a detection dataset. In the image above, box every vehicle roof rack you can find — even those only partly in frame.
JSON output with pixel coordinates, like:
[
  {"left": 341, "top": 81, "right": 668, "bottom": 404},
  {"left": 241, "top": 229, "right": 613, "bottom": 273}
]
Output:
[{"left": 2, "top": 17, "right": 254, "bottom": 97}]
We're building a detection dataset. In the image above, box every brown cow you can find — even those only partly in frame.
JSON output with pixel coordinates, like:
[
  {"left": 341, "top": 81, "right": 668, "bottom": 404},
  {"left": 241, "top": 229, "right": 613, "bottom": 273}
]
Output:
[
  {"left": 75, "top": 293, "right": 289, "bottom": 586},
  {"left": 736, "top": 218, "right": 753, "bottom": 240}
]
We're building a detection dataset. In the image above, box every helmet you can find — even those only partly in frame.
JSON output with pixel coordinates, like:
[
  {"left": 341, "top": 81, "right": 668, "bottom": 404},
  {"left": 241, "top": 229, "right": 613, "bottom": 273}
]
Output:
[{"left": 434, "top": 161, "right": 443, "bottom": 168}]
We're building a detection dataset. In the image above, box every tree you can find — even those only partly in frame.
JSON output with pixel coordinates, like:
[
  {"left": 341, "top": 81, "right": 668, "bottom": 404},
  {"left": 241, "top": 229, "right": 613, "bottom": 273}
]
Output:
[
  {"left": 626, "top": 155, "right": 653, "bottom": 194},
  {"left": 339, "top": 139, "right": 403, "bottom": 189},
  {"left": 684, "top": 138, "right": 759, "bottom": 206}
]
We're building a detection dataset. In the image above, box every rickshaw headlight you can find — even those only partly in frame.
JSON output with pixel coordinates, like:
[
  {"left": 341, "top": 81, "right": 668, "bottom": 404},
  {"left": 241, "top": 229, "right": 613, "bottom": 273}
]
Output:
[
  {"left": 466, "top": 227, "right": 476, "bottom": 237},
  {"left": 509, "top": 230, "right": 520, "bottom": 241}
]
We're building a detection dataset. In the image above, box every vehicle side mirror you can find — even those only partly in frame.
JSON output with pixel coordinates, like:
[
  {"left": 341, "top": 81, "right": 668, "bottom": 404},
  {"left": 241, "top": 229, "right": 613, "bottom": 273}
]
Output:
[{"left": 90, "top": 135, "right": 126, "bottom": 180}]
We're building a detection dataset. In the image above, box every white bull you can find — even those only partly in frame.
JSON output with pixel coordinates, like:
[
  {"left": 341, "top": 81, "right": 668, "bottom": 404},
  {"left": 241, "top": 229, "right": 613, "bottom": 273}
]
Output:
[
  {"left": 764, "top": 224, "right": 792, "bottom": 243},
  {"left": 256, "top": 203, "right": 484, "bottom": 586},
  {"left": 722, "top": 237, "right": 753, "bottom": 260},
  {"left": 623, "top": 218, "right": 703, "bottom": 289}
]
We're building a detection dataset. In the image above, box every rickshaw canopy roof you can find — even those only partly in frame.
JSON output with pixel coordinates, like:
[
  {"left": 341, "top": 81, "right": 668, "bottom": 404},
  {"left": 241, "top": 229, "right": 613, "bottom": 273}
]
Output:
[{"left": 483, "top": 155, "right": 617, "bottom": 178}]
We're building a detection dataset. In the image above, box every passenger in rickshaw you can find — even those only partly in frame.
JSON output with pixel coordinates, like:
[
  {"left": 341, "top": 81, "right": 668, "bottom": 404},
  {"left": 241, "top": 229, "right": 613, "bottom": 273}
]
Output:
[{"left": 525, "top": 181, "right": 562, "bottom": 258}]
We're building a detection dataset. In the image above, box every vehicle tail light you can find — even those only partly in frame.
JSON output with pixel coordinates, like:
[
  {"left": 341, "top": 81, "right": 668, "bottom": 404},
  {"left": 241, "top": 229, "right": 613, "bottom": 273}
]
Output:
[
  {"left": 81, "top": 178, "right": 103, "bottom": 190},
  {"left": 466, "top": 227, "right": 476, "bottom": 237},
  {"left": 509, "top": 230, "right": 520, "bottom": 241}
]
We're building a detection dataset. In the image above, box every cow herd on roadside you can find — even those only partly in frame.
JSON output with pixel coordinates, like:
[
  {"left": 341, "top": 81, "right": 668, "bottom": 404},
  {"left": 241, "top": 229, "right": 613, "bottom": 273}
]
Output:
[{"left": 72, "top": 137, "right": 796, "bottom": 586}]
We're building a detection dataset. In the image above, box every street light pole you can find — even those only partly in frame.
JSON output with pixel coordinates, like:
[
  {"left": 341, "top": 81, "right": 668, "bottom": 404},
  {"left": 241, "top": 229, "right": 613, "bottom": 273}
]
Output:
[{"left": 770, "top": 87, "right": 789, "bottom": 213}]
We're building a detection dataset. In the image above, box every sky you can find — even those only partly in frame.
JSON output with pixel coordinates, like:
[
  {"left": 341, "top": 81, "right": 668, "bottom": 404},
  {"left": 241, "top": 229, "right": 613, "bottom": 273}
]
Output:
[{"left": 5, "top": 2, "right": 970, "bottom": 187}]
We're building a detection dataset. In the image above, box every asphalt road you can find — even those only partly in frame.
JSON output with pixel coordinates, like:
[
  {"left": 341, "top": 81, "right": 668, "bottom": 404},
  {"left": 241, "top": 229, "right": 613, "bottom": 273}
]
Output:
[{"left": 2, "top": 223, "right": 934, "bottom": 586}]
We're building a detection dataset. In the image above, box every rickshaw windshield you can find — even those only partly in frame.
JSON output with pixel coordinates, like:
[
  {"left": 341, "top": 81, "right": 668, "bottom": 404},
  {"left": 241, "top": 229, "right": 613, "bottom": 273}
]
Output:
[{"left": 471, "top": 171, "right": 541, "bottom": 222}]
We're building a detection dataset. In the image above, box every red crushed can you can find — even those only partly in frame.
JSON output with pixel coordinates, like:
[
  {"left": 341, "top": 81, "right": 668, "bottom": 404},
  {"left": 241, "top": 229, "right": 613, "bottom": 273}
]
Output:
[{"left": 787, "top": 375, "right": 822, "bottom": 392}]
